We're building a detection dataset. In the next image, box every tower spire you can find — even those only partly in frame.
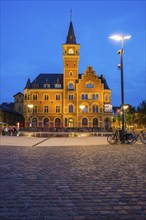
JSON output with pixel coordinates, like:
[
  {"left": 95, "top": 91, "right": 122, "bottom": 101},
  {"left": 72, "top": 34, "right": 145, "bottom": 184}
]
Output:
[
  {"left": 66, "top": 12, "right": 77, "bottom": 44},
  {"left": 70, "top": 9, "right": 72, "bottom": 22}
]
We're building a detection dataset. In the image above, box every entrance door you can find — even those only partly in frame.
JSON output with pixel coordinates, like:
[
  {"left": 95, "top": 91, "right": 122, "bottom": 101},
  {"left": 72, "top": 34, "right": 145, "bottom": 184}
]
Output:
[{"left": 68, "top": 118, "right": 74, "bottom": 127}]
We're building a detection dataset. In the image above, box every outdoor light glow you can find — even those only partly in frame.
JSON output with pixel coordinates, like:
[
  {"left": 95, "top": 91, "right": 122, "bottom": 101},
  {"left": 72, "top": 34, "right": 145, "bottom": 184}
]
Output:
[
  {"left": 109, "top": 35, "right": 131, "bottom": 41},
  {"left": 79, "top": 105, "right": 85, "bottom": 110},
  {"left": 27, "top": 104, "right": 33, "bottom": 108}
]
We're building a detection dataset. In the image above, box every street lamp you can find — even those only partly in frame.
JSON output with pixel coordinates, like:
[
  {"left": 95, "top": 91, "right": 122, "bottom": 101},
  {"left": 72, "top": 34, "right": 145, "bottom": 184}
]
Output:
[
  {"left": 109, "top": 34, "right": 131, "bottom": 143},
  {"left": 79, "top": 105, "right": 85, "bottom": 111}
]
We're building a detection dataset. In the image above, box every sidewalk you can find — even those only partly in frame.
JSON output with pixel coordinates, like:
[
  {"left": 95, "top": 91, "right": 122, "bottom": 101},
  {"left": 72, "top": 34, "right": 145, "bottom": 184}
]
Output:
[{"left": 0, "top": 135, "right": 109, "bottom": 147}]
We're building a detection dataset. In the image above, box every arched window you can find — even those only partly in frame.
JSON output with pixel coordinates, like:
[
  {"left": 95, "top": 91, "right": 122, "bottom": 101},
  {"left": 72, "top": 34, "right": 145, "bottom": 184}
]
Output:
[
  {"left": 92, "top": 94, "right": 98, "bottom": 100},
  {"left": 69, "top": 105, "right": 74, "bottom": 113},
  {"left": 32, "top": 118, "right": 37, "bottom": 127},
  {"left": 69, "top": 72, "right": 73, "bottom": 76},
  {"left": 55, "top": 118, "right": 61, "bottom": 127},
  {"left": 82, "top": 118, "right": 88, "bottom": 127},
  {"left": 44, "top": 118, "right": 49, "bottom": 125},
  {"left": 69, "top": 82, "right": 74, "bottom": 90},
  {"left": 81, "top": 94, "right": 88, "bottom": 100},
  {"left": 92, "top": 105, "right": 98, "bottom": 112},
  {"left": 82, "top": 105, "right": 88, "bottom": 113},
  {"left": 93, "top": 118, "right": 98, "bottom": 127}
]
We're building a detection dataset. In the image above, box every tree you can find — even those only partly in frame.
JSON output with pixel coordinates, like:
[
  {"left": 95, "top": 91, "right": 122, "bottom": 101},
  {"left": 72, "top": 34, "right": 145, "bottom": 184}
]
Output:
[{"left": 135, "top": 100, "right": 146, "bottom": 127}]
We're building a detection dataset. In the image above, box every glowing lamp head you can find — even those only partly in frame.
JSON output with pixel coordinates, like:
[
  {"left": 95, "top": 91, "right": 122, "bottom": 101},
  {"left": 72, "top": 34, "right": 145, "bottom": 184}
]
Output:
[
  {"left": 109, "top": 35, "right": 131, "bottom": 41},
  {"left": 80, "top": 105, "right": 85, "bottom": 110},
  {"left": 27, "top": 104, "right": 33, "bottom": 108}
]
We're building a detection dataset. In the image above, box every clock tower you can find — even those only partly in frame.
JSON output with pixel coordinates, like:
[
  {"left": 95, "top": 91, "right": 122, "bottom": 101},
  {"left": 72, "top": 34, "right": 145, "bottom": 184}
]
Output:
[{"left": 62, "top": 19, "right": 80, "bottom": 127}]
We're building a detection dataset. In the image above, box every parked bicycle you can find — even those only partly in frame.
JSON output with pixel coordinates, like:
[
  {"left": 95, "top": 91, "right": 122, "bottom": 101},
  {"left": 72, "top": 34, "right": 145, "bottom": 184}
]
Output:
[
  {"left": 132, "top": 130, "right": 146, "bottom": 144},
  {"left": 107, "top": 129, "right": 135, "bottom": 145}
]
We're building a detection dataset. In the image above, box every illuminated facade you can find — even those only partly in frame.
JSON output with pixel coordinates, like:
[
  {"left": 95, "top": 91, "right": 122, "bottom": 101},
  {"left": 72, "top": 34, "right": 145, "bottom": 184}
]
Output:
[{"left": 23, "top": 20, "right": 112, "bottom": 129}]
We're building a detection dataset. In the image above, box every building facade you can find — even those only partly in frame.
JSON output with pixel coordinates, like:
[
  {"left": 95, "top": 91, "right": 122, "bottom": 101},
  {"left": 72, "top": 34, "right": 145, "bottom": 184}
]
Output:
[{"left": 23, "top": 20, "right": 112, "bottom": 129}]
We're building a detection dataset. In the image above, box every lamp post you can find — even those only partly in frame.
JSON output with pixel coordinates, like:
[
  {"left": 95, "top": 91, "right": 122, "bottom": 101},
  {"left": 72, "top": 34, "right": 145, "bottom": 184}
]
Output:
[{"left": 109, "top": 35, "right": 131, "bottom": 143}]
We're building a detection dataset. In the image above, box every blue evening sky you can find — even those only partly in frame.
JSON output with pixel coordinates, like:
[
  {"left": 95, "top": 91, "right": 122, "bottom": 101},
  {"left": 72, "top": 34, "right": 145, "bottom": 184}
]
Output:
[{"left": 1, "top": 0, "right": 145, "bottom": 107}]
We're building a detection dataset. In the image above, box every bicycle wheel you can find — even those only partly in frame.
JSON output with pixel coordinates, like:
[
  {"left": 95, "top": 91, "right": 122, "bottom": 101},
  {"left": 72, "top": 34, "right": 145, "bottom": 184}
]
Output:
[
  {"left": 140, "top": 133, "right": 146, "bottom": 144},
  {"left": 107, "top": 134, "right": 117, "bottom": 145},
  {"left": 124, "top": 133, "right": 135, "bottom": 144},
  {"left": 131, "top": 133, "right": 137, "bottom": 144}
]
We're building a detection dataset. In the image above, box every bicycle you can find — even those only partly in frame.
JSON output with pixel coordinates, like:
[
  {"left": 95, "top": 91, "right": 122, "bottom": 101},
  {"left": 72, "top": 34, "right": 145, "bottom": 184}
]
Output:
[
  {"left": 132, "top": 130, "right": 146, "bottom": 144},
  {"left": 107, "top": 129, "right": 135, "bottom": 145}
]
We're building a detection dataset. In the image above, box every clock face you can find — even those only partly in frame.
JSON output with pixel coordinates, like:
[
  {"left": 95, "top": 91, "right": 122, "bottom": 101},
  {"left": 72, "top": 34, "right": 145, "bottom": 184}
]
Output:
[{"left": 68, "top": 48, "right": 74, "bottom": 54}]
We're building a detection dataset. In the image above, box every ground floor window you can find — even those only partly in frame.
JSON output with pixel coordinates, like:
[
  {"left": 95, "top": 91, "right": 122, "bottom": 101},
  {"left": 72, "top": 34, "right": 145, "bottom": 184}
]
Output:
[
  {"left": 55, "top": 118, "right": 61, "bottom": 127},
  {"left": 32, "top": 118, "right": 37, "bottom": 127},
  {"left": 82, "top": 118, "right": 88, "bottom": 127},
  {"left": 93, "top": 118, "right": 98, "bottom": 127},
  {"left": 44, "top": 118, "right": 49, "bottom": 126}
]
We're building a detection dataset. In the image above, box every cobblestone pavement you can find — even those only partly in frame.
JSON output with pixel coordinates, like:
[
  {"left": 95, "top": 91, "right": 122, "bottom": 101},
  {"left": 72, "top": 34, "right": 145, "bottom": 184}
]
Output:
[{"left": 0, "top": 144, "right": 146, "bottom": 220}]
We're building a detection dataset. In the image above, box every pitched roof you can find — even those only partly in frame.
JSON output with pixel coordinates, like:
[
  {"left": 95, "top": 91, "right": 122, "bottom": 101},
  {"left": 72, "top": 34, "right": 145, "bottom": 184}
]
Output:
[
  {"left": 26, "top": 74, "right": 63, "bottom": 89},
  {"left": 99, "top": 75, "right": 110, "bottom": 90},
  {"left": 66, "top": 21, "right": 77, "bottom": 44},
  {"left": 0, "top": 104, "right": 22, "bottom": 115},
  {"left": 24, "top": 78, "right": 31, "bottom": 89},
  {"left": 0, "top": 102, "right": 14, "bottom": 109},
  {"left": 13, "top": 92, "right": 24, "bottom": 97},
  {"left": 24, "top": 73, "right": 110, "bottom": 90}
]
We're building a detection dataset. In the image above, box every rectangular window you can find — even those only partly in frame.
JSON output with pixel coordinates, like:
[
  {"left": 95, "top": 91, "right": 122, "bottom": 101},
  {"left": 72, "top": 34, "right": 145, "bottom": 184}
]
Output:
[
  {"left": 44, "top": 84, "right": 50, "bottom": 88},
  {"left": 56, "top": 95, "right": 60, "bottom": 100},
  {"left": 86, "top": 83, "right": 94, "bottom": 88},
  {"left": 55, "top": 84, "right": 61, "bottom": 88},
  {"left": 56, "top": 106, "right": 60, "bottom": 113},
  {"left": 44, "top": 106, "right": 49, "bottom": 113},
  {"left": 68, "top": 94, "right": 74, "bottom": 100},
  {"left": 33, "top": 94, "right": 38, "bottom": 100},
  {"left": 33, "top": 106, "right": 37, "bottom": 113},
  {"left": 44, "top": 95, "right": 49, "bottom": 100}
]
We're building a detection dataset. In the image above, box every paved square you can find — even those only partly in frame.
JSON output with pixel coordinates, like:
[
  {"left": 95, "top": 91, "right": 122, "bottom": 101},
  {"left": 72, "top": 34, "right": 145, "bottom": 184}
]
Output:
[{"left": 0, "top": 144, "right": 146, "bottom": 220}]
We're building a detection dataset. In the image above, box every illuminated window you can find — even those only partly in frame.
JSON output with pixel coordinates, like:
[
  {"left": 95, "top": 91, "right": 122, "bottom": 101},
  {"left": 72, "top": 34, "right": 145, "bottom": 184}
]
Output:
[{"left": 70, "top": 72, "right": 73, "bottom": 76}]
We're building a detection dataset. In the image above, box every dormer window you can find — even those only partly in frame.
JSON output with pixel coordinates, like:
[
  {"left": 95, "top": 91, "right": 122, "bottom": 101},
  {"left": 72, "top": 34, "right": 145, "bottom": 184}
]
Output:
[
  {"left": 44, "top": 84, "right": 50, "bottom": 88},
  {"left": 55, "top": 84, "right": 61, "bottom": 88},
  {"left": 32, "top": 84, "right": 39, "bottom": 88}
]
